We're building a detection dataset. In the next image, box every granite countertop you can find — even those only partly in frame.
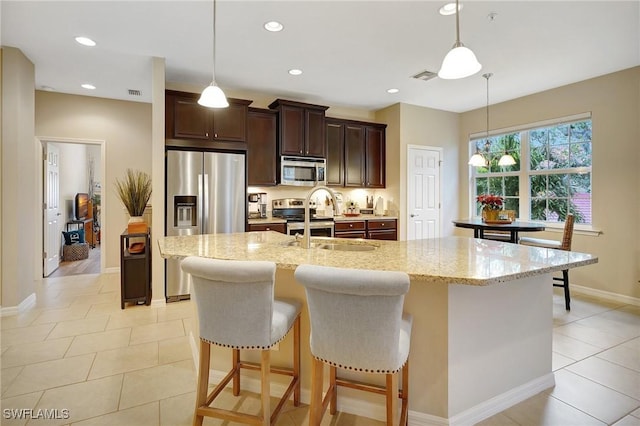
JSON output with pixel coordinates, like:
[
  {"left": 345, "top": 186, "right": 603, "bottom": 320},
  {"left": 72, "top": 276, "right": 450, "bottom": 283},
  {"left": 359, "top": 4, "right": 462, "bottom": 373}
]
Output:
[
  {"left": 333, "top": 214, "right": 398, "bottom": 221},
  {"left": 157, "top": 232, "right": 597, "bottom": 286},
  {"left": 247, "top": 217, "right": 287, "bottom": 225}
]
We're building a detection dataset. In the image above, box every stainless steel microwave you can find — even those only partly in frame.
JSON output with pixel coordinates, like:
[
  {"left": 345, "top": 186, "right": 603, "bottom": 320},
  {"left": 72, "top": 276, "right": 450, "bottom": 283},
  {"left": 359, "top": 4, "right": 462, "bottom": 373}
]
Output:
[{"left": 280, "top": 156, "right": 326, "bottom": 186}]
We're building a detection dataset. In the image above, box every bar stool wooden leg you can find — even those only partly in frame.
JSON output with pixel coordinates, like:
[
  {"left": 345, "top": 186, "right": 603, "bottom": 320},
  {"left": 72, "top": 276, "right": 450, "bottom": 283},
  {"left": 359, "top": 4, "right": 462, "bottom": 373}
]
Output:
[
  {"left": 386, "top": 373, "right": 399, "bottom": 425},
  {"left": 293, "top": 316, "right": 301, "bottom": 406},
  {"left": 193, "top": 340, "right": 210, "bottom": 426},
  {"left": 309, "top": 357, "right": 325, "bottom": 426},
  {"left": 400, "top": 362, "right": 409, "bottom": 426},
  {"left": 232, "top": 349, "right": 241, "bottom": 396},
  {"left": 261, "top": 350, "right": 270, "bottom": 426},
  {"left": 329, "top": 366, "right": 337, "bottom": 415}
]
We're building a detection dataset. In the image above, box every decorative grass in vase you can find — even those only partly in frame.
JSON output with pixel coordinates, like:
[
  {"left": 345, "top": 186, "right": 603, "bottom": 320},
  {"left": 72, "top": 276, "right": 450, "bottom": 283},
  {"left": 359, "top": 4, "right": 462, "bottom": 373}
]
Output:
[{"left": 115, "top": 169, "right": 152, "bottom": 235}]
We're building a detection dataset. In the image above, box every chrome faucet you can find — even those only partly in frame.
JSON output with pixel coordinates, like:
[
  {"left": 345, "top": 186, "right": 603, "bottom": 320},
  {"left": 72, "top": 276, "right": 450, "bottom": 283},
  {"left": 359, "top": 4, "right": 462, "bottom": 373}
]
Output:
[{"left": 302, "top": 185, "right": 337, "bottom": 249}]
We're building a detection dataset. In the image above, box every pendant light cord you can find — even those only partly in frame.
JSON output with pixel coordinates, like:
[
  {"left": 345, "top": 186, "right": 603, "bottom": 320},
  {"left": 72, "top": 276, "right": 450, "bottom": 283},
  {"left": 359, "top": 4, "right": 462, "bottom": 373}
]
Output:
[
  {"left": 212, "top": 0, "right": 217, "bottom": 83},
  {"left": 455, "top": 0, "right": 461, "bottom": 46}
]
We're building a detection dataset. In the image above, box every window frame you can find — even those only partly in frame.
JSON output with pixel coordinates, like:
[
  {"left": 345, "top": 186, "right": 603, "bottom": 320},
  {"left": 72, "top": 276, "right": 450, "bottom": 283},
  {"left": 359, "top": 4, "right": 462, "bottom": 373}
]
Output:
[{"left": 469, "top": 113, "right": 593, "bottom": 227}]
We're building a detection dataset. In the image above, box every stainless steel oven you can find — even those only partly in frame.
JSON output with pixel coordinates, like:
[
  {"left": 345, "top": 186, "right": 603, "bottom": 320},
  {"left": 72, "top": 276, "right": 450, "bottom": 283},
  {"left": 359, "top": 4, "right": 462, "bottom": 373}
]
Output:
[{"left": 286, "top": 221, "right": 334, "bottom": 237}]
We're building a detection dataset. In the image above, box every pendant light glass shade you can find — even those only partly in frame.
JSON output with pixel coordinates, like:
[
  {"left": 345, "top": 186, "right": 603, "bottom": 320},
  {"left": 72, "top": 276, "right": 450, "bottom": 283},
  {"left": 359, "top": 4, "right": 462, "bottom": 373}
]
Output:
[
  {"left": 438, "top": 44, "right": 482, "bottom": 80},
  {"left": 199, "top": 0, "right": 228, "bottom": 109},
  {"left": 468, "top": 152, "right": 487, "bottom": 167},
  {"left": 438, "top": 0, "right": 481, "bottom": 80},
  {"left": 198, "top": 82, "right": 229, "bottom": 108},
  {"left": 498, "top": 153, "right": 516, "bottom": 166}
]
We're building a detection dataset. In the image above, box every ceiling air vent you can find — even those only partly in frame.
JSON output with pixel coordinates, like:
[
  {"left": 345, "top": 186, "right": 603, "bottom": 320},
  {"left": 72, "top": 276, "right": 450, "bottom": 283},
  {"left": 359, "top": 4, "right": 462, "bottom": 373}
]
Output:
[
  {"left": 412, "top": 70, "right": 437, "bottom": 82},
  {"left": 128, "top": 89, "right": 142, "bottom": 96}
]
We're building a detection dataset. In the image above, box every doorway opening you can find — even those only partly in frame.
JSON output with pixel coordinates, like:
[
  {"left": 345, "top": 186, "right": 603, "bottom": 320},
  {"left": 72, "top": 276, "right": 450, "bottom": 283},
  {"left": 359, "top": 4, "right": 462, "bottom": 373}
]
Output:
[{"left": 40, "top": 138, "right": 106, "bottom": 278}]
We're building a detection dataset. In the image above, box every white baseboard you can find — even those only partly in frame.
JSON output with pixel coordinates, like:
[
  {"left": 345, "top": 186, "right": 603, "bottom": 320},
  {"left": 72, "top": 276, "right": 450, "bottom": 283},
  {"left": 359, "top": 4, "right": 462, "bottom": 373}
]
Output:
[
  {"left": 572, "top": 284, "right": 640, "bottom": 306},
  {"left": 150, "top": 298, "right": 166, "bottom": 308},
  {"left": 447, "top": 373, "right": 555, "bottom": 426},
  {"left": 1, "top": 292, "right": 36, "bottom": 317},
  {"left": 103, "top": 267, "right": 120, "bottom": 274}
]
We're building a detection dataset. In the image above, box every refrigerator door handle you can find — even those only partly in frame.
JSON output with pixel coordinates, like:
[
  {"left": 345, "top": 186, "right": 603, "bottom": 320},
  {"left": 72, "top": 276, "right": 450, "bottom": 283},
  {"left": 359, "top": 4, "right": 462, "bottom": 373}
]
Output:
[{"left": 201, "top": 174, "right": 209, "bottom": 231}]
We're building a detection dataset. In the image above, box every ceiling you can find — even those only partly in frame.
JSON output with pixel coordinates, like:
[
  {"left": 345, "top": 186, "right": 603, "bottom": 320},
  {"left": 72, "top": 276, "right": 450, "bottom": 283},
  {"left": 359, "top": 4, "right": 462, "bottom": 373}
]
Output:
[{"left": 2, "top": 1, "right": 639, "bottom": 113}]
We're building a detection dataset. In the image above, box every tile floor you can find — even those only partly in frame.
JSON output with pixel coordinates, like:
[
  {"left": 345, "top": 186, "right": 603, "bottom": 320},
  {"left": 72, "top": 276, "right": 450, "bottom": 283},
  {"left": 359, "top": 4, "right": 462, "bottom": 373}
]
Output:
[{"left": 1, "top": 272, "right": 639, "bottom": 425}]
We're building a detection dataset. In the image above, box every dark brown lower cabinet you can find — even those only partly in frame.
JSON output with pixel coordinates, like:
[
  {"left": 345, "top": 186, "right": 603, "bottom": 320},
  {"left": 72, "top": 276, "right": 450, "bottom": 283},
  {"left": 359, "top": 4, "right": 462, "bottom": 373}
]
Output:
[
  {"left": 334, "top": 220, "right": 367, "bottom": 238},
  {"left": 120, "top": 230, "right": 151, "bottom": 309},
  {"left": 335, "top": 219, "right": 397, "bottom": 240},
  {"left": 248, "top": 223, "right": 286, "bottom": 234}
]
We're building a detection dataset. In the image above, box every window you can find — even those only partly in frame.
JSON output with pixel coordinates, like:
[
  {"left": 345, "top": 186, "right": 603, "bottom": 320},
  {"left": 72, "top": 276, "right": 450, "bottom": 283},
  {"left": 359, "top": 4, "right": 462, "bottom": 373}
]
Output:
[{"left": 471, "top": 118, "right": 592, "bottom": 224}]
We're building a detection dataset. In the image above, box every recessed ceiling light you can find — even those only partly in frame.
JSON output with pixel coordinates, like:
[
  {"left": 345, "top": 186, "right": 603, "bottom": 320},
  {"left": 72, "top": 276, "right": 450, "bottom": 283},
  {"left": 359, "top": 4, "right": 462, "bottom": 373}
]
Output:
[
  {"left": 288, "top": 69, "right": 303, "bottom": 76},
  {"left": 75, "top": 36, "right": 96, "bottom": 47},
  {"left": 264, "top": 21, "right": 284, "bottom": 32},
  {"left": 439, "top": 2, "right": 462, "bottom": 16},
  {"left": 81, "top": 83, "right": 96, "bottom": 90},
  {"left": 387, "top": 88, "right": 399, "bottom": 94}
]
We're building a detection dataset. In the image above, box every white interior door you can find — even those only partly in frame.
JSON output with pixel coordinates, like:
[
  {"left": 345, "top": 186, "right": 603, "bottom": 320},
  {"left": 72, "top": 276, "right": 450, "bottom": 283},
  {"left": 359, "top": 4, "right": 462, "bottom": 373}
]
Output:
[
  {"left": 43, "top": 143, "right": 61, "bottom": 276},
  {"left": 407, "top": 145, "right": 441, "bottom": 240}
]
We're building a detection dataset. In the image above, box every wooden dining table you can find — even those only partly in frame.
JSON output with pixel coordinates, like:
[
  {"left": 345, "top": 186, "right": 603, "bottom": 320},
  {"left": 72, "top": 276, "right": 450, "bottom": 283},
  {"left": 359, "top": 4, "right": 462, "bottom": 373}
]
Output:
[{"left": 452, "top": 218, "right": 546, "bottom": 243}]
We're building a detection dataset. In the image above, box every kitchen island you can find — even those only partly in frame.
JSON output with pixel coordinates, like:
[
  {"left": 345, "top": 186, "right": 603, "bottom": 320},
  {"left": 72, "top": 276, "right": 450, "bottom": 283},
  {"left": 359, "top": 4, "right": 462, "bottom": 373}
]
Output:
[{"left": 158, "top": 232, "right": 597, "bottom": 425}]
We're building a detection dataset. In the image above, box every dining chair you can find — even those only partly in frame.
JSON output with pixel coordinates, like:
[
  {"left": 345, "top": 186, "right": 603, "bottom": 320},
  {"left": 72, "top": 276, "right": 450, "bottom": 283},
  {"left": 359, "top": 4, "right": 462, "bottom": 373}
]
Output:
[
  {"left": 295, "top": 264, "right": 412, "bottom": 426},
  {"left": 181, "top": 256, "right": 302, "bottom": 426},
  {"left": 519, "top": 214, "right": 575, "bottom": 309}
]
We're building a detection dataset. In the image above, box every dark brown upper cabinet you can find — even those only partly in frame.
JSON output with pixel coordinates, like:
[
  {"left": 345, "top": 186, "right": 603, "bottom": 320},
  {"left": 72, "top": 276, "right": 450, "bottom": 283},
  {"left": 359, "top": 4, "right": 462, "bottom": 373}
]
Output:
[
  {"left": 165, "top": 90, "right": 252, "bottom": 148},
  {"left": 325, "top": 118, "right": 386, "bottom": 188},
  {"left": 247, "top": 108, "right": 278, "bottom": 186},
  {"left": 268, "top": 99, "right": 329, "bottom": 158}
]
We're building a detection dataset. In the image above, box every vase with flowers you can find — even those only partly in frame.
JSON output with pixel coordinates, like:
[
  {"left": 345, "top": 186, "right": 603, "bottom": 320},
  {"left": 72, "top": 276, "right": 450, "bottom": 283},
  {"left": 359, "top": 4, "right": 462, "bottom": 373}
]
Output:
[{"left": 477, "top": 194, "right": 503, "bottom": 222}]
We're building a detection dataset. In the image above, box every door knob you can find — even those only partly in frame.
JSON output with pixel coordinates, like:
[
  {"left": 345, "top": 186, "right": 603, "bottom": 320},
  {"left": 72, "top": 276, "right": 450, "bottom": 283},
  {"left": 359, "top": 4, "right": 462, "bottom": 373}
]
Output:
[{"left": 410, "top": 214, "right": 416, "bottom": 217}]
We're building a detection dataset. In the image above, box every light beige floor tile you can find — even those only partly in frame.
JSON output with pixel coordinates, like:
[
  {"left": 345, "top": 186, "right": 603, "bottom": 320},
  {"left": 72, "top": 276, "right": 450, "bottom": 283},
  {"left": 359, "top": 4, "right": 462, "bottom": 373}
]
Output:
[
  {"left": 129, "top": 319, "right": 185, "bottom": 345},
  {"left": 47, "top": 316, "right": 109, "bottom": 340},
  {"left": 32, "top": 305, "right": 91, "bottom": 325},
  {"left": 550, "top": 369, "right": 639, "bottom": 424},
  {"left": 4, "top": 353, "right": 94, "bottom": 397},
  {"left": 612, "top": 414, "right": 640, "bottom": 425},
  {"left": 0, "top": 391, "right": 43, "bottom": 426},
  {"left": 88, "top": 341, "right": 158, "bottom": 380},
  {"left": 554, "top": 321, "right": 631, "bottom": 349},
  {"left": 1, "top": 366, "right": 24, "bottom": 395},
  {"left": 475, "top": 412, "right": 521, "bottom": 426},
  {"left": 35, "top": 375, "right": 123, "bottom": 426},
  {"left": 119, "top": 360, "right": 196, "bottom": 410},
  {"left": 576, "top": 315, "right": 640, "bottom": 341},
  {"left": 105, "top": 307, "right": 158, "bottom": 330},
  {"left": 567, "top": 356, "right": 640, "bottom": 399},
  {"left": 159, "top": 335, "right": 193, "bottom": 364},
  {"left": 0, "top": 310, "right": 42, "bottom": 330},
  {"left": 552, "top": 351, "right": 576, "bottom": 371},
  {"left": 1, "top": 323, "right": 55, "bottom": 347},
  {"left": 65, "top": 328, "right": 131, "bottom": 357},
  {"left": 633, "top": 406, "right": 640, "bottom": 418},
  {"left": 500, "top": 391, "right": 606, "bottom": 425},
  {"left": 70, "top": 291, "right": 118, "bottom": 308},
  {"left": 597, "top": 340, "right": 640, "bottom": 372},
  {"left": 157, "top": 300, "right": 195, "bottom": 323},
  {"left": 84, "top": 301, "right": 125, "bottom": 318},
  {"left": 1, "top": 337, "right": 72, "bottom": 368},
  {"left": 552, "top": 331, "right": 601, "bottom": 361},
  {"left": 159, "top": 391, "right": 196, "bottom": 426},
  {"left": 70, "top": 401, "right": 159, "bottom": 426}
]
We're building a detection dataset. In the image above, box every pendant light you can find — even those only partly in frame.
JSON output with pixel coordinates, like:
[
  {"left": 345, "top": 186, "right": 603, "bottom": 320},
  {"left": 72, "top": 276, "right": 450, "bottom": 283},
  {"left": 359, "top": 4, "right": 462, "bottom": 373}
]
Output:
[
  {"left": 198, "top": 0, "right": 229, "bottom": 108},
  {"left": 487, "top": 74, "right": 516, "bottom": 166},
  {"left": 469, "top": 73, "right": 492, "bottom": 167},
  {"left": 438, "top": 0, "right": 482, "bottom": 80}
]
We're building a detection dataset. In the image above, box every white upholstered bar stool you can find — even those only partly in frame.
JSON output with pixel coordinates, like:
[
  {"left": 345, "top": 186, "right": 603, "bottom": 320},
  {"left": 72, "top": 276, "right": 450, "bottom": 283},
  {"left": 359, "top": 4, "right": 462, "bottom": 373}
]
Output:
[
  {"left": 180, "top": 257, "right": 302, "bottom": 426},
  {"left": 519, "top": 213, "right": 575, "bottom": 310},
  {"left": 294, "top": 264, "right": 412, "bottom": 426}
]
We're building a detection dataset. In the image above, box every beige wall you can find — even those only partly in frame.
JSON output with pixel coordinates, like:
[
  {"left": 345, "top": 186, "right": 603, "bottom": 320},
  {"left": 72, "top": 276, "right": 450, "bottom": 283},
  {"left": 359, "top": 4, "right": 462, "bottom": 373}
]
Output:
[
  {"left": 459, "top": 67, "right": 640, "bottom": 299},
  {"left": 35, "top": 91, "right": 152, "bottom": 272},
  {"left": 1, "top": 47, "right": 37, "bottom": 309}
]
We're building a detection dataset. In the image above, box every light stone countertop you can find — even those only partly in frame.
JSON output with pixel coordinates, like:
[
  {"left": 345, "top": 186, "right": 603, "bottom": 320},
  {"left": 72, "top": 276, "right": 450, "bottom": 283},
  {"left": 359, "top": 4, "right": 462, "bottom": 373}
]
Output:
[
  {"left": 157, "top": 232, "right": 597, "bottom": 286},
  {"left": 247, "top": 217, "right": 287, "bottom": 225},
  {"left": 333, "top": 214, "right": 398, "bottom": 221}
]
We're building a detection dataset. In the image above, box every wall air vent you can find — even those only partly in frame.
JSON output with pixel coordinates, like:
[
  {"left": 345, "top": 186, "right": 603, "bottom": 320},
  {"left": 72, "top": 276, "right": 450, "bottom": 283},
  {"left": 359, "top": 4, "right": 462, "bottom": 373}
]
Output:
[
  {"left": 412, "top": 70, "right": 437, "bottom": 82},
  {"left": 128, "top": 89, "right": 142, "bottom": 96}
]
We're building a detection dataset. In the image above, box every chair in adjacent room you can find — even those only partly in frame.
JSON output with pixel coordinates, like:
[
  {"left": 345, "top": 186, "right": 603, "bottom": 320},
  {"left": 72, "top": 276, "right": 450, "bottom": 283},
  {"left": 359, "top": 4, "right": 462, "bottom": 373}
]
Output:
[
  {"left": 294, "top": 264, "right": 412, "bottom": 426},
  {"left": 181, "top": 257, "right": 301, "bottom": 426},
  {"left": 519, "top": 213, "right": 575, "bottom": 310}
]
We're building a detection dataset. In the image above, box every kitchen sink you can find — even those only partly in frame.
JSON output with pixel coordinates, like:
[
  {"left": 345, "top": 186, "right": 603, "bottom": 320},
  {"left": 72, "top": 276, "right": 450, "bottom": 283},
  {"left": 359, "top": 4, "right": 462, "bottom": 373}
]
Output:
[
  {"left": 317, "top": 243, "right": 376, "bottom": 252},
  {"left": 284, "top": 240, "right": 322, "bottom": 248}
]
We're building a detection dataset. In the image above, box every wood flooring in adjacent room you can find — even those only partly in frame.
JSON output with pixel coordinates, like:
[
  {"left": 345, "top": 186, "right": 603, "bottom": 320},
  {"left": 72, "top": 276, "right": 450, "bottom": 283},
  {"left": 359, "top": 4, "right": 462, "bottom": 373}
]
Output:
[
  {"left": 47, "top": 245, "right": 101, "bottom": 278},
  {"left": 1, "top": 271, "right": 639, "bottom": 425}
]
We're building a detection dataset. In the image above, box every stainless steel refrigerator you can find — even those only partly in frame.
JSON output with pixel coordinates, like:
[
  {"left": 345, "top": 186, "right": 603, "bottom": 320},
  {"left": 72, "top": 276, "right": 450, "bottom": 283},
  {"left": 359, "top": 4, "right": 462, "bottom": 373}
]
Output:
[{"left": 165, "top": 150, "right": 246, "bottom": 301}]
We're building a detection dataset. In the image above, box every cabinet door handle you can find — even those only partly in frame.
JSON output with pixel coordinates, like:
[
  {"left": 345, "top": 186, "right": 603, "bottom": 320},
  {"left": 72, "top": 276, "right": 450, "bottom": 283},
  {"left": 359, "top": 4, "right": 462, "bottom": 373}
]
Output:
[
  {"left": 266, "top": 227, "right": 271, "bottom": 231},
  {"left": 349, "top": 224, "right": 353, "bottom": 228},
  {"left": 205, "top": 132, "right": 209, "bottom": 137}
]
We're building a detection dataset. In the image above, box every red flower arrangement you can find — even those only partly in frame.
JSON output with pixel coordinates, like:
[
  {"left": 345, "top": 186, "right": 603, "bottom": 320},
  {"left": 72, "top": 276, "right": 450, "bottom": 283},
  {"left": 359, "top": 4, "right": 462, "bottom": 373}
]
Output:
[{"left": 476, "top": 194, "right": 504, "bottom": 211}]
